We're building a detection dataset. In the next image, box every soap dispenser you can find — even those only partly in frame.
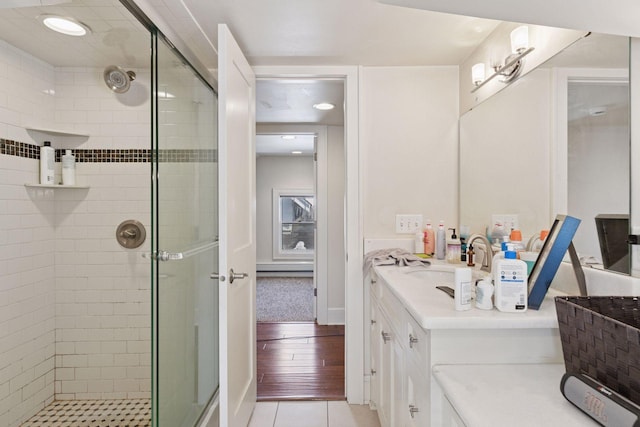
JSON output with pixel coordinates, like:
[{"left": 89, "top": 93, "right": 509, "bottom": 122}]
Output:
[{"left": 446, "top": 228, "right": 461, "bottom": 264}]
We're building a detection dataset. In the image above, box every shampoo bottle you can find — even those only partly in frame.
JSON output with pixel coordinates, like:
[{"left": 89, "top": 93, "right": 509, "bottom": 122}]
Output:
[
  {"left": 414, "top": 230, "right": 424, "bottom": 254},
  {"left": 423, "top": 221, "right": 435, "bottom": 255},
  {"left": 62, "top": 149, "right": 76, "bottom": 186},
  {"left": 436, "top": 220, "right": 446, "bottom": 260},
  {"left": 454, "top": 267, "right": 472, "bottom": 311},
  {"left": 494, "top": 245, "right": 528, "bottom": 312},
  {"left": 39, "top": 141, "right": 54, "bottom": 185},
  {"left": 446, "top": 228, "right": 461, "bottom": 264}
]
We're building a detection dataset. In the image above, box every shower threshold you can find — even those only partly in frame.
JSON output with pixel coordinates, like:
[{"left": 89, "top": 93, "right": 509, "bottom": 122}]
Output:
[{"left": 21, "top": 398, "right": 150, "bottom": 427}]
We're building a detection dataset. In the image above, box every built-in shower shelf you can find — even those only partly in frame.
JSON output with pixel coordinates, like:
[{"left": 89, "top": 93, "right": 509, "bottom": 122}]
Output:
[
  {"left": 26, "top": 127, "right": 89, "bottom": 138},
  {"left": 25, "top": 184, "right": 90, "bottom": 189}
]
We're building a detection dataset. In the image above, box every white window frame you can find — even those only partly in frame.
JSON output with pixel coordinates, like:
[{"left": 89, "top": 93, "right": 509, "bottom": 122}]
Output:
[{"left": 272, "top": 188, "right": 315, "bottom": 260}]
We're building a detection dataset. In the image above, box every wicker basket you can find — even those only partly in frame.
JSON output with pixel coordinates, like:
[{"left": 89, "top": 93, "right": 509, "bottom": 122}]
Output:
[{"left": 555, "top": 296, "right": 640, "bottom": 406}]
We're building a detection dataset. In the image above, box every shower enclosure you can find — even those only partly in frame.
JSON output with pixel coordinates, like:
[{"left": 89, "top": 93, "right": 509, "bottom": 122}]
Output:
[{"left": 0, "top": 1, "right": 219, "bottom": 426}]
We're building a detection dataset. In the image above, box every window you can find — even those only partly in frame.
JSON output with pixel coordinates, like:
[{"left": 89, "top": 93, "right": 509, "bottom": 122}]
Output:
[{"left": 273, "top": 189, "right": 314, "bottom": 259}]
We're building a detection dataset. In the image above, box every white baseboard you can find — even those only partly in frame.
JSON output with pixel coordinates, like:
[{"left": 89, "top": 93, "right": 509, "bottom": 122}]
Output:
[
  {"left": 327, "top": 307, "right": 345, "bottom": 325},
  {"left": 257, "top": 262, "right": 313, "bottom": 272}
]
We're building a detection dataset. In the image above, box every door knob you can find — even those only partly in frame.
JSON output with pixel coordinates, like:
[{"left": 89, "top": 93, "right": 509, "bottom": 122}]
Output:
[{"left": 229, "top": 268, "right": 249, "bottom": 284}]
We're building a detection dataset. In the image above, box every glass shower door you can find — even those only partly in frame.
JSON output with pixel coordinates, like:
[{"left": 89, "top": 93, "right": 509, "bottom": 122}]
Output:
[{"left": 151, "top": 33, "right": 219, "bottom": 426}]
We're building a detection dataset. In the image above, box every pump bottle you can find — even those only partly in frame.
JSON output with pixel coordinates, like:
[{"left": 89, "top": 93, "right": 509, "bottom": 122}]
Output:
[
  {"left": 494, "top": 245, "right": 528, "bottom": 312},
  {"left": 446, "top": 228, "right": 461, "bottom": 264},
  {"left": 435, "top": 221, "right": 446, "bottom": 260}
]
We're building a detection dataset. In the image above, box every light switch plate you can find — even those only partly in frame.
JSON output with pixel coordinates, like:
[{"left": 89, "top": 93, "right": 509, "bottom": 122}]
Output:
[{"left": 396, "top": 214, "right": 423, "bottom": 234}]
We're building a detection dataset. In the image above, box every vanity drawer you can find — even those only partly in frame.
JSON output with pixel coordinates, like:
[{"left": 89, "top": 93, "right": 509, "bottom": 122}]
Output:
[{"left": 405, "top": 310, "right": 430, "bottom": 371}]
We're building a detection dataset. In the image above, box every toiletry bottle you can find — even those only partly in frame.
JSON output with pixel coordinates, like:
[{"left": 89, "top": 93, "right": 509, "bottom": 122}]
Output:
[
  {"left": 446, "top": 228, "right": 461, "bottom": 264},
  {"left": 414, "top": 230, "right": 424, "bottom": 254},
  {"left": 39, "top": 141, "right": 54, "bottom": 185},
  {"left": 475, "top": 279, "right": 494, "bottom": 310},
  {"left": 467, "top": 244, "right": 475, "bottom": 267},
  {"left": 424, "top": 221, "right": 435, "bottom": 255},
  {"left": 454, "top": 267, "right": 472, "bottom": 311},
  {"left": 494, "top": 245, "right": 528, "bottom": 312},
  {"left": 492, "top": 242, "right": 508, "bottom": 284},
  {"left": 509, "top": 229, "right": 525, "bottom": 253},
  {"left": 460, "top": 237, "right": 467, "bottom": 263},
  {"left": 62, "top": 149, "right": 76, "bottom": 186},
  {"left": 436, "top": 220, "right": 446, "bottom": 260}
]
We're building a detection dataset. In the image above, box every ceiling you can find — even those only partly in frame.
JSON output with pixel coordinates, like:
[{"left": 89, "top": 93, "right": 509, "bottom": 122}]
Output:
[{"left": 0, "top": 0, "right": 631, "bottom": 154}]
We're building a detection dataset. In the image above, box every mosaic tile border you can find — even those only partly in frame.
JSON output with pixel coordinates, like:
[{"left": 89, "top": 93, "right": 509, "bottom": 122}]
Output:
[{"left": 0, "top": 139, "right": 216, "bottom": 163}]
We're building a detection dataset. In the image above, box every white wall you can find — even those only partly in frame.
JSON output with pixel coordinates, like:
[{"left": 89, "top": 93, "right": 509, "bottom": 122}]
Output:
[
  {"left": 256, "top": 155, "right": 314, "bottom": 265},
  {"left": 361, "top": 66, "right": 460, "bottom": 239},
  {"left": 327, "top": 126, "right": 345, "bottom": 313}
]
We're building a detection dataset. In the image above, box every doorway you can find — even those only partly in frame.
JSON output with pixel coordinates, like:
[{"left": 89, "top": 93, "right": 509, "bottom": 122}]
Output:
[{"left": 254, "top": 78, "right": 346, "bottom": 400}]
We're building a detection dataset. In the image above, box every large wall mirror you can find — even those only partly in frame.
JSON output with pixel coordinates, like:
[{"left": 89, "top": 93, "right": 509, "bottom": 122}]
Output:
[{"left": 459, "top": 32, "right": 630, "bottom": 274}]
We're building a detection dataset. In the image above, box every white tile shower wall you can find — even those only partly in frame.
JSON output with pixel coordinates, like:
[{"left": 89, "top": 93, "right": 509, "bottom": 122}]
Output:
[
  {"left": 52, "top": 67, "right": 151, "bottom": 149},
  {"left": 0, "top": 42, "right": 57, "bottom": 427},
  {"left": 0, "top": 155, "right": 56, "bottom": 426},
  {"left": 54, "top": 162, "right": 151, "bottom": 400}
]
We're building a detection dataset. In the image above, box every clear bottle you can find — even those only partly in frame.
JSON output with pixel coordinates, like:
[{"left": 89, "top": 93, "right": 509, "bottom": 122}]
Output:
[
  {"left": 39, "top": 141, "right": 54, "bottom": 185},
  {"left": 62, "top": 149, "right": 76, "bottom": 186},
  {"left": 446, "top": 228, "right": 461, "bottom": 264},
  {"left": 494, "top": 246, "right": 528, "bottom": 312},
  {"left": 436, "top": 220, "right": 446, "bottom": 260},
  {"left": 454, "top": 267, "right": 472, "bottom": 311},
  {"left": 423, "top": 221, "right": 435, "bottom": 255},
  {"left": 414, "top": 230, "right": 424, "bottom": 254}
]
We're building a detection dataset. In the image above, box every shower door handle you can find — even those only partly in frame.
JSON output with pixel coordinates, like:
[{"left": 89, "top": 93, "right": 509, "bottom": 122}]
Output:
[
  {"left": 210, "top": 273, "right": 226, "bottom": 282},
  {"left": 229, "top": 269, "right": 248, "bottom": 284}
]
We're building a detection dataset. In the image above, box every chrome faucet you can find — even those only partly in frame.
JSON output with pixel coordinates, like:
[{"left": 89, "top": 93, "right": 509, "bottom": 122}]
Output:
[{"left": 467, "top": 234, "right": 494, "bottom": 273}]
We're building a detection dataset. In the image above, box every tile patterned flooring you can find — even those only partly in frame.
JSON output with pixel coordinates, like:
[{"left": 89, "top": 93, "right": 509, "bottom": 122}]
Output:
[
  {"left": 20, "top": 399, "right": 151, "bottom": 427},
  {"left": 248, "top": 401, "right": 381, "bottom": 427}
]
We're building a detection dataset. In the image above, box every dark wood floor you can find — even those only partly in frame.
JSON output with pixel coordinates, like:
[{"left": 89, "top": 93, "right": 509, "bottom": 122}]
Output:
[{"left": 257, "top": 322, "right": 345, "bottom": 401}]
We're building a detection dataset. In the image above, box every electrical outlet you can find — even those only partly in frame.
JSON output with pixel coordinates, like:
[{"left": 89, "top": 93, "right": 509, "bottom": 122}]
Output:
[
  {"left": 491, "top": 214, "right": 519, "bottom": 232},
  {"left": 396, "top": 214, "right": 423, "bottom": 234}
]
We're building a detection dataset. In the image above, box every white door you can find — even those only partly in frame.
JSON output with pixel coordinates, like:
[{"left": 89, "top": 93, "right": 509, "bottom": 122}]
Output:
[{"left": 218, "top": 23, "right": 257, "bottom": 427}]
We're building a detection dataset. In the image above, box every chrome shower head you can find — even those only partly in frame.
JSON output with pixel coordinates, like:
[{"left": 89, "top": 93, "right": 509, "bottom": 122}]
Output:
[{"left": 103, "top": 65, "right": 136, "bottom": 93}]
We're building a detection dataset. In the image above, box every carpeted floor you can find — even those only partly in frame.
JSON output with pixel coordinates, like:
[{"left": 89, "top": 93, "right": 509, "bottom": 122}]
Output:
[{"left": 256, "top": 277, "right": 314, "bottom": 322}]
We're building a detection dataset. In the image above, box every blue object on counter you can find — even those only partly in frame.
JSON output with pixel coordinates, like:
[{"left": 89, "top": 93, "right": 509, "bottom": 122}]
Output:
[{"left": 527, "top": 214, "right": 581, "bottom": 310}]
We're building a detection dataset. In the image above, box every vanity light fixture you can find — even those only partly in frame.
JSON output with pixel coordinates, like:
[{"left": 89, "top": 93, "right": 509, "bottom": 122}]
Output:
[
  {"left": 471, "top": 63, "right": 485, "bottom": 86},
  {"left": 471, "top": 25, "right": 535, "bottom": 93},
  {"left": 38, "top": 14, "right": 91, "bottom": 37},
  {"left": 313, "top": 102, "right": 335, "bottom": 110}
]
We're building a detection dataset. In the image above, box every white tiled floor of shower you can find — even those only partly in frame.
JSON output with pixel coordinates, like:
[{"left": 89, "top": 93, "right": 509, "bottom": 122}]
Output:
[{"left": 248, "top": 401, "right": 380, "bottom": 427}]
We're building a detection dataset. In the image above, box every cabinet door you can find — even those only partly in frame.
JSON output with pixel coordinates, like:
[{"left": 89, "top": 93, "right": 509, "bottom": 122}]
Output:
[
  {"left": 370, "top": 302, "right": 380, "bottom": 410},
  {"left": 392, "top": 335, "right": 405, "bottom": 427},
  {"left": 405, "top": 359, "right": 430, "bottom": 427},
  {"left": 378, "top": 310, "right": 393, "bottom": 427}
]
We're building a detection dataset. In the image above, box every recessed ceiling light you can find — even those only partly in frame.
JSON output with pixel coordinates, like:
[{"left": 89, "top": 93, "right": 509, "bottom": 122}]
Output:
[
  {"left": 39, "top": 15, "right": 91, "bottom": 37},
  {"left": 313, "top": 102, "right": 335, "bottom": 110},
  {"left": 291, "top": 151, "right": 303, "bottom": 155},
  {"left": 281, "top": 135, "right": 296, "bottom": 140}
]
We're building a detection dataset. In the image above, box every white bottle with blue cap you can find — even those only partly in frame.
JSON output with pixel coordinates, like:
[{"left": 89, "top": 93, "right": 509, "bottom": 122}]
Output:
[{"left": 494, "top": 244, "right": 528, "bottom": 312}]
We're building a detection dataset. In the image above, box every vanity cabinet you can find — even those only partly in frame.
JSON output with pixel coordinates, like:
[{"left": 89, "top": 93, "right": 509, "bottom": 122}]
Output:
[
  {"left": 369, "top": 275, "right": 430, "bottom": 427},
  {"left": 367, "top": 264, "right": 566, "bottom": 427}
]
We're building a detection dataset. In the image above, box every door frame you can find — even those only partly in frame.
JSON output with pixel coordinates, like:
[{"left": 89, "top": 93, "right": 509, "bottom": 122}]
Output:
[
  {"left": 253, "top": 65, "right": 363, "bottom": 403},
  {"left": 256, "top": 123, "right": 327, "bottom": 323}
]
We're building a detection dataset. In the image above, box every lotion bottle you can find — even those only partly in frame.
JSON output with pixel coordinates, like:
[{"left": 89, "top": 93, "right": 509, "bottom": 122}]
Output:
[
  {"left": 494, "top": 245, "right": 528, "bottom": 312},
  {"left": 423, "top": 221, "right": 435, "bottom": 255},
  {"left": 446, "top": 228, "right": 461, "bottom": 264},
  {"left": 62, "top": 149, "right": 76, "bottom": 186},
  {"left": 454, "top": 267, "right": 472, "bottom": 311},
  {"left": 39, "top": 141, "right": 54, "bottom": 185},
  {"left": 436, "top": 220, "right": 446, "bottom": 260}
]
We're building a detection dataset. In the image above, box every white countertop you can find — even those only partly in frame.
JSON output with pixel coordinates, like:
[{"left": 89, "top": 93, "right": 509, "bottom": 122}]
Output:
[
  {"left": 433, "top": 364, "right": 596, "bottom": 426},
  {"left": 374, "top": 262, "right": 564, "bottom": 330}
]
